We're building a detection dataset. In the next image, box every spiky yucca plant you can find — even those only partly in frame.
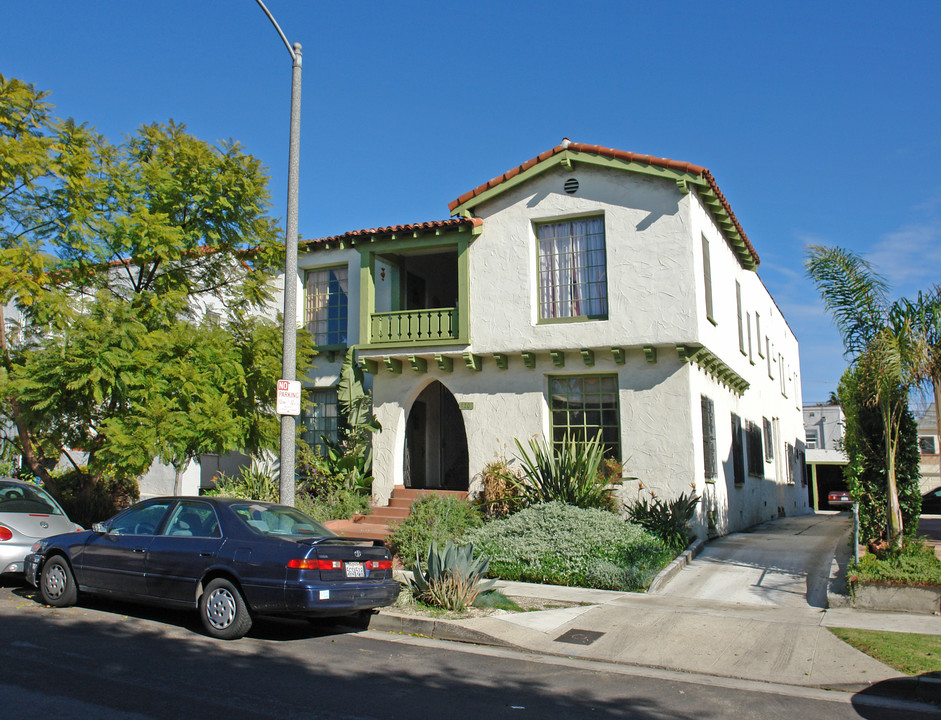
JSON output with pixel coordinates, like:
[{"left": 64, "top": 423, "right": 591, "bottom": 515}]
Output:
[{"left": 501, "top": 433, "right": 614, "bottom": 510}]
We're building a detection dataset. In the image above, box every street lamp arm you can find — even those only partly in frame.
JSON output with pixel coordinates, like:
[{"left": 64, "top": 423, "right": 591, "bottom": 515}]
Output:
[{"left": 254, "top": 0, "right": 298, "bottom": 63}]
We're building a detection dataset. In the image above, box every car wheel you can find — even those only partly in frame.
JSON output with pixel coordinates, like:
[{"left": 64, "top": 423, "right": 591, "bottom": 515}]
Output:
[
  {"left": 40, "top": 556, "right": 77, "bottom": 608},
  {"left": 200, "top": 578, "right": 252, "bottom": 640}
]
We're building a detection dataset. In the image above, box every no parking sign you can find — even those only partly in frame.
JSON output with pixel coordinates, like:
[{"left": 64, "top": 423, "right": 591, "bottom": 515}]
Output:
[{"left": 276, "top": 379, "right": 301, "bottom": 416}]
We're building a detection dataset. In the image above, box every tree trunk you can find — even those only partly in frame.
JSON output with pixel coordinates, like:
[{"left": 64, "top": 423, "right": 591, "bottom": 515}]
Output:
[
  {"left": 882, "top": 401, "right": 904, "bottom": 547},
  {"left": 934, "top": 377, "right": 941, "bottom": 456}
]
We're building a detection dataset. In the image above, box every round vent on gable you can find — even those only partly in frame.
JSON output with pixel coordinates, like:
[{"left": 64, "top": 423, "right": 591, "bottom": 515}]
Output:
[{"left": 564, "top": 177, "right": 579, "bottom": 194}]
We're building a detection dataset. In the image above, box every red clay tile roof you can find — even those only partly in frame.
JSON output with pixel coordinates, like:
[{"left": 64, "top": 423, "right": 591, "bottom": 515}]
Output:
[
  {"left": 303, "top": 217, "right": 482, "bottom": 247},
  {"left": 448, "top": 141, "right": 759, "bottom": 266}
]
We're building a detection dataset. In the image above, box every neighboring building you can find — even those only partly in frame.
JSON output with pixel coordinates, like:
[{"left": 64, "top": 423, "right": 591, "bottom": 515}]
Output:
[
  {"left": 917, "top": 403, "right": 940, "bottom": 495},
  {"left": 293, "top": 141, "right": 809, "bottom": 538},
  {"left": 802, "top": 403, "right": 848, "bottom": 509}
]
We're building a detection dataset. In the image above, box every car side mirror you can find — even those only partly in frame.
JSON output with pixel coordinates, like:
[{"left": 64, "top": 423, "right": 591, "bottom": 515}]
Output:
[{"left": 92, "top": 522, "right": 107, "bottom": 533}]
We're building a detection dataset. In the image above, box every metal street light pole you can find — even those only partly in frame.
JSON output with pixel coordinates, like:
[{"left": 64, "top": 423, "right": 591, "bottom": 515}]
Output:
[{"left": 255, "top": 1, "right": 301, "bottom": 505}]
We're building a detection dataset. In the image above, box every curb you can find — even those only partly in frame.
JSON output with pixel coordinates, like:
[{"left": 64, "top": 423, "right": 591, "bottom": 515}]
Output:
[
  {"left": 646, "top": 538, "right": 705, "bottom": 594},
  {"left": 370, "top": 610, "right": 519, "bottom": 649}
]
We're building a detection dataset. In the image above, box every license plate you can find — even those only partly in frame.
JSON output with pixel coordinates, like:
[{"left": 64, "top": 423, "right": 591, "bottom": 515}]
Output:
[{"left": 345, "top": 562, "right": 364, "bottom": 578}]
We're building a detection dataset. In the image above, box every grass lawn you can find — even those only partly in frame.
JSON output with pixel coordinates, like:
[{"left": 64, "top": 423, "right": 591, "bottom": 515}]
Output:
[{"left": 829, "top": 627, "right": 941, "bottom": 676}]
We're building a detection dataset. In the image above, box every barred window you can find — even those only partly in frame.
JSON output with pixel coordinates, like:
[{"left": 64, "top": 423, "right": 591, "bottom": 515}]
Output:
[
  {"left": 746, "top": 421, "right": 764, "bottom": 478},
  {"left": 731, "top": 413, "right": 745, "bottom": 485},
  {"left": 549, "top": 375, "right": 620, "bottom": 458},
  {"left": 701, "top": 396, "right": 717, "bottom": 480}
]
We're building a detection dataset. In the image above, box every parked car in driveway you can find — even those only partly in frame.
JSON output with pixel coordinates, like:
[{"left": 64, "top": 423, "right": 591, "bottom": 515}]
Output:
[
  {"left": 923, "top": 487, "right": 941, "bottom": 515},
  {"left": 25, "top": 496, "right": 400, "bottom": 639},
  {"left": 827, "top": 489, "right": 853, "bottom": 509},
  {"left": 0, "top": 478, "right": 82, "bottom": 576}
]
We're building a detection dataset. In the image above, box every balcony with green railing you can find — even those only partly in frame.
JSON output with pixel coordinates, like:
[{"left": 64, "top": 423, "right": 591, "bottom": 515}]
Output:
[{"left": 369, "top": 307, "right": 458, "bottom": 345}]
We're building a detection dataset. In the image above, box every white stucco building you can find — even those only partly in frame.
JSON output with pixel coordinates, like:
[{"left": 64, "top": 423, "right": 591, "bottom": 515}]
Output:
[
  {"left": 802, "top": 402, "right": 848, "bottom": 509},
  {"left": 294, "top": 141, "right": 809, "bottom": 538}
]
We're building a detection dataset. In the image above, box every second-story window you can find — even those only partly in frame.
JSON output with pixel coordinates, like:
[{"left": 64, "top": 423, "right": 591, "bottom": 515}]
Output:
[
  {"left": 306, "top": 266, "right": 348, "bottom": 346},
  {"left": 537, "top": 217, "right": 608, "bottom": 321}
]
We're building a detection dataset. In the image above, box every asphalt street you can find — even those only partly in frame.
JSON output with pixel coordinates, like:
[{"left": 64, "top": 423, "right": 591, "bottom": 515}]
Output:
[{"left": 1, "top": 578, "right": 935, "bottom": 720}]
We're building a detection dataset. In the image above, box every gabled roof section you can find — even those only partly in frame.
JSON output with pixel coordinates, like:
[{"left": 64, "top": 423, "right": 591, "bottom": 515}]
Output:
[
  {"left": 448, "top": 140, "right": 759, "bottom": 270},
  {"left": 302, "top": 217, "right": 482, "bottom": 251}
]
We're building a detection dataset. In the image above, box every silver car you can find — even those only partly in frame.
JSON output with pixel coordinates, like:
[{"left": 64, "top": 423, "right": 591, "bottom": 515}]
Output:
[{"left": 0, "top": 478, "right": 82, "bottom": 575}]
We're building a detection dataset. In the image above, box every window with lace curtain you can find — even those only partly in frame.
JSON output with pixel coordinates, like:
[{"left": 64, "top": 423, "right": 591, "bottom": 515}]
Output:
[
  {"left": 305, "top": 266, "right": 348, "bottom": 346},
  {"left": 536, "top": 217, "right": 608, "bottom": 321}
]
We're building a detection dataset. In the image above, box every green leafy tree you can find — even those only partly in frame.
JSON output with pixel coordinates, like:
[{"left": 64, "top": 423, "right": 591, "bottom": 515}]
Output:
[
  {"left": 838, "top": 364, "right": 921, "bottom": 543},
  {"left": 0, "top": 75, "right": 313, "bottom": 496},
  {"left": 806, "top": 245, "right": 927, "bottom": 546}
]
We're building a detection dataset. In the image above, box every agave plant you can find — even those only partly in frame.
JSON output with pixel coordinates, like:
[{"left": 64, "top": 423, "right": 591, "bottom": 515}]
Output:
[{"left": 408, "top": 540, "right": 495, "bottom": 611}]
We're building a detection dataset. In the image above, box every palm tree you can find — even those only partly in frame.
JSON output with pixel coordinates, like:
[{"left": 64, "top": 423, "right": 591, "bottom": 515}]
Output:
[
  {"left": 805, "top": 245, "right": 927, "bottom": 547},
  {"left": 897, "top": 286, "right": 941, "bottom": 444}
]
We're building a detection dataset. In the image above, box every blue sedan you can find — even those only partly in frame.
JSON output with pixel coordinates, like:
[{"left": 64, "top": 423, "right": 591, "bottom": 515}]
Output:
[{"left": 25, "top": 496, "right": 400, "bottom": 640}]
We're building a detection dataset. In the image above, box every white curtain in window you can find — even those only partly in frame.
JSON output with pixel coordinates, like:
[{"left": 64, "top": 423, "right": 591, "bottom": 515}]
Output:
[{"left": 538, "top": 218, "right": 606, "bottom": 319}]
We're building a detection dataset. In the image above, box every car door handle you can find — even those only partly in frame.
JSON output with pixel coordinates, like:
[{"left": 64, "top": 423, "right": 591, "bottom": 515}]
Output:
[
  {"left": 199, "top": 552, "right": 213, "bottom": 558},
  {"left": 133, "top": 547, "right": 146, "bottom": 553}
]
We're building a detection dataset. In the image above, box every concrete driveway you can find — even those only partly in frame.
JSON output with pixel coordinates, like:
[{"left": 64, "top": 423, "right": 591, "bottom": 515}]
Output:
[{"left": 657, "top": 512, "right": 851, "bottom": 608}]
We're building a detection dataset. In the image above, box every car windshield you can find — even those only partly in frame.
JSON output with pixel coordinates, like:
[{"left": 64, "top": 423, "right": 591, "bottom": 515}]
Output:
[
  {"left": 0, "top": 480, "right": 64, "bottom": 515},
  {"left": 230, "top": 503, "right": 334, "bottom": 539}
]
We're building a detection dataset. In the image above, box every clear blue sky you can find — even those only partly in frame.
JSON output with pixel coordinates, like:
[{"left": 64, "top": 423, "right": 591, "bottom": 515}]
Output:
[{"left": 5, "top": 0, "right": 941, "bottom": 403}]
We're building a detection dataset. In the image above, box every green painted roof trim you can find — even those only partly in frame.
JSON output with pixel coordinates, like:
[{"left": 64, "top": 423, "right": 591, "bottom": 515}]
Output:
[
  {"left": 450, "top": 149, "right": 757, "bottom": 272},
  {"left": 676, "top": 344, "right": 750, "bottom": 395}
]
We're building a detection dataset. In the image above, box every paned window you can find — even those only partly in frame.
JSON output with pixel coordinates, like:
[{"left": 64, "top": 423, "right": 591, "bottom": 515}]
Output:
[
  {"left": 756, "top": 314, "right": 764, "bottom": 357},
  {"left": 701, "top": 396, "right": 718, "bottom": 480},
  {"left": 805, "top": 428, "right": 819, "bottom": 449},
  {"left": 763, "top": 417, "right": 774, "bottom": 461},
  {"left": 701, "top": 234, "right": 715, "bottom": 323},
  {"left": 736, "top": 282, "right": 745, "bottom": 354},
  {"left": 301, "top": 388, "right": 340, "bottom": 454},
  {"left": 747, "top": 314, "right": 754, "bottom": 363},
  {"left": 919, "top": 436, "right": 937, "bottom": 455},
  {"left": 549, "top": 375, "right": 620, "bottom": 458},
  {"left": 746, "top": 421, "right": 764, "bottom": 478},
  {"left": 731, "top": 413, "right": 745, "bottom": 485},
  {"left": 537, "top": 217, "right": 608, "bottom": 320},
  {"left": 305, "top": 266, "right": 349, "bottom": 346}
]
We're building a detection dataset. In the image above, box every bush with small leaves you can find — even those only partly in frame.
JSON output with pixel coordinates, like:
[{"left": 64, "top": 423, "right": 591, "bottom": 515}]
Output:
[
  {"left": 387, "top": 493, "right": 482, "bottom": 569},
  {"left": 463, "top": 502, "right": 672, "bottom": 591}
]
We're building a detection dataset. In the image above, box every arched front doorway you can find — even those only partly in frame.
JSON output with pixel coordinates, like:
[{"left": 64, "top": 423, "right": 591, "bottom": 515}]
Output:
[{"left": 404, "top": 381, "right": 469, "bottom": 490}]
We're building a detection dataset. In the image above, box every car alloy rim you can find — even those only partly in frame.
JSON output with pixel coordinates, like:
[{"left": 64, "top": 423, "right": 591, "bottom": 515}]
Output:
[
  {"left": 205, "top": 587, "right": 237, "bottom": 629},
  {"left": 44, "top": 564, "right": 66, "bottom": 599}
]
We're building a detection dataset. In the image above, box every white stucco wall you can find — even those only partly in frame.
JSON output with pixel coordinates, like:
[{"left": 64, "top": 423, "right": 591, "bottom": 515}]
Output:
[{"left": 466, "top": 164, "right": 699, "bottom": 352}]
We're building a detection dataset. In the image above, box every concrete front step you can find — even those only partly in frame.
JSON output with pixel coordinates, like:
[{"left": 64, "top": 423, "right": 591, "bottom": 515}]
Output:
[{"left": 323, "top": 518, "right": 393, "bottom": 542}]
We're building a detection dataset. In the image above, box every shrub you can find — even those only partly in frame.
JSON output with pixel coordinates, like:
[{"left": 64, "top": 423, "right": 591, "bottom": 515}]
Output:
[
  {"left": 296, "top": 487, "right": 371, "bottom": 523},
  {"left": 625, "top": 491, "right": 700, "bottom": 551},
  {"left": 475, "top": 455, "right": 523, "bottom": 518},
  {"left": 205, "top": 465, "right": 279, "bottom": 502},
  {"left": 49, "top": 468, "right": 139, "bottom": 527},
  {"left": 850, "top": 540, "right": 941, "bottom": 587},
  {"left": 499, "top": 433, "right": 618, "bottom": 511},
  {"left": 463, "top": 501, "right": 672, "bottom": 591},
  {"left": 408, "top": 540, "right": 496, "bottom": 611},
  {"left": 386, "top": 493, "right": 482, "bottom": 569}
]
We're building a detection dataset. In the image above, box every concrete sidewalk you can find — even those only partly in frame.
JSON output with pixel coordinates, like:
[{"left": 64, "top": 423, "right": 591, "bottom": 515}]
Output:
[{"left": 369, "top": 513, "right": 941, "bottom": 702}]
